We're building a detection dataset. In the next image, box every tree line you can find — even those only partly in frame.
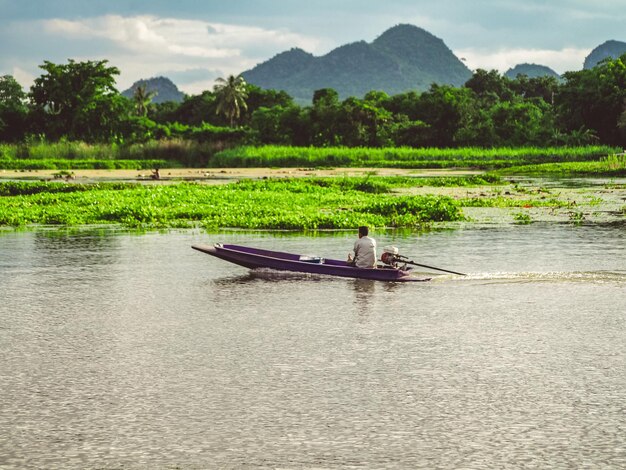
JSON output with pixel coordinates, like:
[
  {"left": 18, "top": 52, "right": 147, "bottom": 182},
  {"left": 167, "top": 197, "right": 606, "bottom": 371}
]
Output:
[{"left": 0, "top": 54, "right": 625, "bottom": 148}]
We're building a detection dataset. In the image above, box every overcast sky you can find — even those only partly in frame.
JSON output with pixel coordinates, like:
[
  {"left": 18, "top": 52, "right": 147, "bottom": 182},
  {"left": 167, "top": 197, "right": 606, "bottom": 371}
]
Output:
[{"left": 1, "top": 0, "right": 624, "bottom": 95}]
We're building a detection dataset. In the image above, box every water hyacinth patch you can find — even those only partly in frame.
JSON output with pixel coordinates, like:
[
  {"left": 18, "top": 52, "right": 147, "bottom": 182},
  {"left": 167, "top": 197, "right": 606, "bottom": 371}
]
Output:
[{"left": 0, "top": 178, "right": 466, "bottom": 229}]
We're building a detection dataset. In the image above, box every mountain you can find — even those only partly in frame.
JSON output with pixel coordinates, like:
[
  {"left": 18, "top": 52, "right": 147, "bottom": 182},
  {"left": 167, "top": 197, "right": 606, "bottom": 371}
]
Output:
[
  {"left": 242, "top": 24, "right": 472, "bottom": 104},
  {"left": 122, "top": 76, "right": 185, "bottom": 104},
  {"left": 244, "top": 48, "right": 315, "bottom": 89},
  {"left": 505, "top": 63, "right": 561, "bottom": 79},
  {"left": 584, "top": 40, "right": 626, "bottom": 69}
]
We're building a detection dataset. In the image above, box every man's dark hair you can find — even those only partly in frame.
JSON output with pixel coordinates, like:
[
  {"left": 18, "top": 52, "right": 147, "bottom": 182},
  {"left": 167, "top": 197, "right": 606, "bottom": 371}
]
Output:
[{"left": 358, "top": 226, "right": 369, "bottom": 236}]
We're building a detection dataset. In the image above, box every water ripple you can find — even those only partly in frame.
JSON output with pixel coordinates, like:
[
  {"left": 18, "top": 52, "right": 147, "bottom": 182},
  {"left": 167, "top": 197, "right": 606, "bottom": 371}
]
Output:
[{"left": 1, "top": 227, "right": 625, "bottom": 469}]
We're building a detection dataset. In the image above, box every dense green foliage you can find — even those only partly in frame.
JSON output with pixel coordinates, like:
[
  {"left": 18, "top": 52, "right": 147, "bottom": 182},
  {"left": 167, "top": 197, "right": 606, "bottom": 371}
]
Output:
[
  {"left": 0, "top": 178, "right": 467, "bottom": 229},
  {"left": 214, "top": 75, "right": 249, "bottom": 127},
  {"left": 0, "top": 75, "right": 29, "bottom": 142},
  {"left": 28, "top": 60, "right": 129, "bottom": 142},
  {"left": 131, "top": 85, "right": 157, "bottom": 117},
  {"left": 558, "top": 57, "right": 626, "bottom": 146},
  {"left": 0, "top": 54, "right": 624, "bottom": 154}
]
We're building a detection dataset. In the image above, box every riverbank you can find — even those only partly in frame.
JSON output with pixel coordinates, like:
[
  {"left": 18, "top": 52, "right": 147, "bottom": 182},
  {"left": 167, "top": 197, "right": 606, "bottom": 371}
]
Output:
[{"left": 0, "top": 167, "right": 482, "bottom": 183}]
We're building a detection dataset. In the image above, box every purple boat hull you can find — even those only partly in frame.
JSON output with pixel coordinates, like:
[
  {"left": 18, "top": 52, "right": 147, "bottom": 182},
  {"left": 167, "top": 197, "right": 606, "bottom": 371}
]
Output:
[{"left": 192, "top": 243, "right": 430, "bottom": 282}]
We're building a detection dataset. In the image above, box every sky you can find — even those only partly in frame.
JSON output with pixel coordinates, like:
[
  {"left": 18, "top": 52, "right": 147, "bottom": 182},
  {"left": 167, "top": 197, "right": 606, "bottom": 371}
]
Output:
[{"left": 1, "top": 0, "right": 625, "bottom": 95}]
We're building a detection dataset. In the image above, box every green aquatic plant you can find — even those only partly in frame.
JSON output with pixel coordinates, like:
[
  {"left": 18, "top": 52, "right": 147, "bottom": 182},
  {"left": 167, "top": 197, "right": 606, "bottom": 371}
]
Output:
[
  {"left": 418, "top": 174, "right": 503, "bottom": 186},
  {"left": 513, "top": 212, "right": 532, "bottom": 224},
  {"left": 569, "top": 210, "right": 586, "bottom": 225},
  {"left": 360, "top": 196, "right": 463, "bottom": 222},
  {"left": 0, "top": 181, "right": 136, "bottom": 196},
  {"left": 583, "top": 196, "right": 604, "bottom": 206},
  {"left": 0, "top": 179, "right": 466, "bottom": 229},
  {"left": 459, "top": 197, "right": 570, "bottom": 208}
]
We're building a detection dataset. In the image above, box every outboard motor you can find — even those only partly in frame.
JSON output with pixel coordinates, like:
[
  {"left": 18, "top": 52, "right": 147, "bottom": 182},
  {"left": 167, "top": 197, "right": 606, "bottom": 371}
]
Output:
[{"left": 381, "top": 246, "right": 402, "bottom": 268}]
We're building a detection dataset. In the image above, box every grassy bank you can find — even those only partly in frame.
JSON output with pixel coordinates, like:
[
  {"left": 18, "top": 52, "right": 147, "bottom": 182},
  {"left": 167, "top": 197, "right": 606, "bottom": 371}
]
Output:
[
  {"left": 494, "top": 154, "right": 626, "bottom": 177},
  {"left": 0, "top": 140, "right": 211, "bottom": 169},
  {"left": 1, "top": 142, "right": 619, "bottom": 171},
  {"left": 0, "top": 178, "right": 467, "bottom": 229},
  {"left": 210, "top": 145, "right": 618, "bottom": 169},
  {"left": 0, "top": 158, "right": 177, "bottom": 170}
]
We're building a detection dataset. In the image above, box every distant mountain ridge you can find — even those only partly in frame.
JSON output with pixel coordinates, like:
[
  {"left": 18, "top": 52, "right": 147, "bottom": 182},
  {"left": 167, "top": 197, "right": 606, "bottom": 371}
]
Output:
[
  {"left": 122, "top": 76, "right": 185, "bottom": 104},
  {"left": 584, "top": 40, "right": 626, "bottom": 69},
  {"left": 242, "top": 24, "right": 472, "bottom": 103},
  {"left": 121, "top": 29, "right": 624, "bottom": 104},
  {"left": 505, "top": 63, "right": 561, "bottom": 79}
]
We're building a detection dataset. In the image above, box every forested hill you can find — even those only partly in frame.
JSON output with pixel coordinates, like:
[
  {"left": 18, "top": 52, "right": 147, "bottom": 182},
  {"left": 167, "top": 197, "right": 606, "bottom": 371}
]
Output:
[
  {"left": 242, "top": 24, "right": 472, "bottom": 104},
  {"left": 122, "top": 77, "right": 185, "bottom": 103},
  {"left": 584, "top": 40, "right": 626, "bottom": 69}
]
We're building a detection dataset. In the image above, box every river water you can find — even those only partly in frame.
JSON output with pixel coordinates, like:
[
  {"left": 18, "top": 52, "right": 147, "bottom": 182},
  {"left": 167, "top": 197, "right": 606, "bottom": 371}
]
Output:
[{"left": 1, "top": 224, "right": 625, "bottom": 469}]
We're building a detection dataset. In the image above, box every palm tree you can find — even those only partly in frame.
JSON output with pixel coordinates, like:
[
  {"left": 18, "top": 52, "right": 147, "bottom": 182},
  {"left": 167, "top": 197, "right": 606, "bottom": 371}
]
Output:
[
  {"left": 213, "top": 75, "right": 248, "bottom": 127},
  {"left": 133, "top": 85, "right": 157, "bottom": 117}
]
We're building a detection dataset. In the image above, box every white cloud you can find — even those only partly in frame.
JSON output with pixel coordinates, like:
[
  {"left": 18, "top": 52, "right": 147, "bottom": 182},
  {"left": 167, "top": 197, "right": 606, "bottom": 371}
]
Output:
[
  {"left": 454, "top": 47, "right": 591, "bottom": 74},
  {"left": 4, "top": 6, "right": 619, "bottom": 96},
  {"left": 10, "top": 67, "right": 35, "bottom": 90},
  {"left": 36, "top": 15, "right": 324, "bottom": 93},
  {"left": 42, "top": 16, "right": 236, "bottom": 57}
]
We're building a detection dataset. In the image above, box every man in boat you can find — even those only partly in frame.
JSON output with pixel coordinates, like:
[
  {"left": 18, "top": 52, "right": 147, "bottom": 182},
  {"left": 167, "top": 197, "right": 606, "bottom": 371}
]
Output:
[{"left": 348, "top": 226, "right": 377, "bottom": 268}]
